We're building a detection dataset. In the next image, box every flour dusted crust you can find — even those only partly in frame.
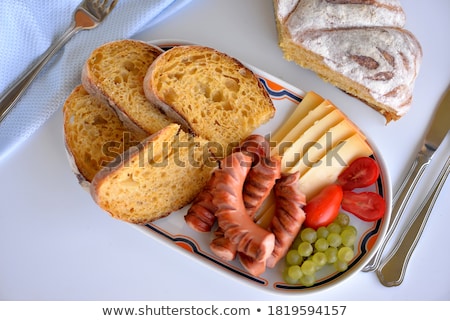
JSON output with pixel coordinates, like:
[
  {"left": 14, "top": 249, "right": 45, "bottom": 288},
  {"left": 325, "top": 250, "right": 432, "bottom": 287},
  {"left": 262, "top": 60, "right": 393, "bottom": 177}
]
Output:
[
  {"left": 276, "top": 0, "right": 406, "bottom": 30},
  {"left": 273, "top": 0, "right": 422, "bottom": 121}
]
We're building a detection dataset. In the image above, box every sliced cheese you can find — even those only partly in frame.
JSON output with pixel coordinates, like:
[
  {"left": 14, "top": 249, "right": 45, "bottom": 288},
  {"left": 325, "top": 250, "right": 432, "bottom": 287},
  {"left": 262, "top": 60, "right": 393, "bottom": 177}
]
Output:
[
  {"left": 298, "top": 133, "right": 373, "bottom": 201},
  {"left": 271, "top": 91, "right": 324, "bottom": 144},
  {"left": 281, "top": 109, "right": 345, "bottom": 173},
  {"left": 273, "top": 100, "right": 335, "bottom": 156},
  {"left": 293, "top": 119, "right": 358, "bottom": 176}
]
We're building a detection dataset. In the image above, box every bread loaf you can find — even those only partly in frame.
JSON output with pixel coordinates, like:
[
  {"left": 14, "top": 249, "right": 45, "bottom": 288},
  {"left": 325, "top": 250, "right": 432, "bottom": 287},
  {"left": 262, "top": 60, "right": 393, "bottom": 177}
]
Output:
[
  {"left": 81, "top": 39, "right": 173, "bottom": 134},
  {"left": 143, "top": 45, "right": 276, "bottom": 153},
  {"left": 273, "top": 0, "right": 422, "bottom": 122},
  {"left": 63, "top": 85, "right": 147, "bottom": 186},
  {"left": 90, "top": 123, "right": 217, "bottom": 224}
]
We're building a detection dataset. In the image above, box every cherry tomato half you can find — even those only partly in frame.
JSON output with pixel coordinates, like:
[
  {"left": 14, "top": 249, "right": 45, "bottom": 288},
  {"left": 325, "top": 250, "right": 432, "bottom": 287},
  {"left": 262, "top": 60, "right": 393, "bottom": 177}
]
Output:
[
  {"left": 341, "top": 191, "right": 386, "bottom": 222},
  {"left": 304, "top": 184, "right": 343, "bottom": 229},
  {"left": 337, "top": 157, "right": 380, "bottom": 190}
]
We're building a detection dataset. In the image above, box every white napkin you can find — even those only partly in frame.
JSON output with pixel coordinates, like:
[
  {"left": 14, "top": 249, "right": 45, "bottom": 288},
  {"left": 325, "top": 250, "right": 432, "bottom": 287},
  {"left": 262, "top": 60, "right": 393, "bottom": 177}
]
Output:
[{"left": 0, "top": 0, "right": 191, "bottom": 162}]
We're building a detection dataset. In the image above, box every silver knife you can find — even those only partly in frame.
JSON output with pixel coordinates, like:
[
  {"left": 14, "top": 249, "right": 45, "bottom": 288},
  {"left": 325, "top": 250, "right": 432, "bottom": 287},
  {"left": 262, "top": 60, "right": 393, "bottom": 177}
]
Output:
[
  {"left": 363, "top": 87, "right": 450, "bottom": 272},
  {"left": 376, "top": 155, "right": 450, "bottom": 286}
]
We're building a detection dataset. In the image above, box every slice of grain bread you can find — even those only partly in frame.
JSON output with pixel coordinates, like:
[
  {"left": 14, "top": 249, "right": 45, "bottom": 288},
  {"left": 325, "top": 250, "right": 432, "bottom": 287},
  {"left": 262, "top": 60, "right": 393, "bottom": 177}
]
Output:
[
  {"left": 90, "top": 123, "right": 217, "bottom": 224},
  {"left": 63, "top": 85, "right": 147, "bottom": 187},
  {"left": 143, "top": 45, "right": 276, "bottom": 154},
  {"left": 81, "top": 39, "right": 173, "bottom": 134}
]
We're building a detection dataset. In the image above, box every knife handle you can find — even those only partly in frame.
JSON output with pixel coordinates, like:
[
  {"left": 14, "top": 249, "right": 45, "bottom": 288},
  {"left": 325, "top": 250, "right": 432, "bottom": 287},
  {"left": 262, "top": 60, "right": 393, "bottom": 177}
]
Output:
[
  {"left": 363, "top": 147, "right": 433, "bottom": 272},
  {"left": 376, "top": 156, "right": 450, "bottom": 286}
]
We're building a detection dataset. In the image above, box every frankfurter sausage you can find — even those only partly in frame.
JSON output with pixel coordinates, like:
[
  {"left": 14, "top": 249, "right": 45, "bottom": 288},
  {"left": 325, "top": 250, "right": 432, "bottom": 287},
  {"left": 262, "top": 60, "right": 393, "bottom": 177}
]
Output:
[
  {"left": 209, "top": 228, "right": 237, "bottom": 261},
  {"left": 243, "top": 155, "right": 281, "bottom": 217},
  {"left": 238, "top": 252, "right": 266, "bottom": 276},
  {"left": 213, "top": 152, "right": 275, "bottom": 262},
  {"left": 209, "top": 154, "right": 281, "bottom": 261},
  {"left": 235, "top": 134, "right": 270, "bottom": 165},
  {"left": 266, "top": 172, "right": 306, "bottom": 268},
  {"left": 185, "top": 135, "right": 270, "bottom": 233},
  {"left": 184, "top": 172, "right": 218, "bottom": 232}
]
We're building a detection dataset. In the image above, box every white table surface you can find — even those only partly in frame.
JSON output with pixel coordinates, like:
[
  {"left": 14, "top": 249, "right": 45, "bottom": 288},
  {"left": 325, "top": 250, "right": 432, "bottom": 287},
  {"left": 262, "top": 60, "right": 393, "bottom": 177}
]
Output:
[{"left": 1, "top": 0, "right": 449, "bottom": 301}]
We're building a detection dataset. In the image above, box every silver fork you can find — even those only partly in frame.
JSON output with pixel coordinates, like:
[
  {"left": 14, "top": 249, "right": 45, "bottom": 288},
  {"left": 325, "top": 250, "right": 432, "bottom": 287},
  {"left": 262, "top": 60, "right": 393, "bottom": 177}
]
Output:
[{"left": 0, "top": 0, "right": 119, "bottom": 123}]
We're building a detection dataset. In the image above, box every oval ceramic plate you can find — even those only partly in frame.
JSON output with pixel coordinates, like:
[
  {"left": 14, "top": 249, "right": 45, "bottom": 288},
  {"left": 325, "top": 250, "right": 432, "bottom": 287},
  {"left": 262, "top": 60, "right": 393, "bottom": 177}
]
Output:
[{"left": 131, "top": 40, "right": 392, "bottom": 294}]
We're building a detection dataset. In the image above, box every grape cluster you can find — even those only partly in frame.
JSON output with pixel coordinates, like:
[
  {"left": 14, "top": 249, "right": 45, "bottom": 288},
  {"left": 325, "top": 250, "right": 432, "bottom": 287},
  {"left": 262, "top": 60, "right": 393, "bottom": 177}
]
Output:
[{"left": 282, "top": 213, "right": 357, "bottom": 287}]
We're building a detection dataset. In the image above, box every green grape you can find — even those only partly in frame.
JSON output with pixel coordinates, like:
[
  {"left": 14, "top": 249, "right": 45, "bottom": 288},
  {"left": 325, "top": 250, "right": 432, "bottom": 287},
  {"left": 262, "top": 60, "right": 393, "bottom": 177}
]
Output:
[
  {"left": 298, "top": 241, "right": 313, "bottom": 257},
  {"left": 325, "top": 247, "right": 338, "bottom": 263},
  {"left": 301, "top": 260, "right": 316, "bottom": 276},
  {"left": 327, "top": 232, "right": 342, "bottom": 248},
  {"left": 314, "top": 238, "right": 329, "bottom": 252},
  {"left": 300, "top": 274, "right": 316, "bottom": 287},
  {"left": 337, "top": 246, "right": 354, "bottom": 263},
  {"left": 288, "top": 265, "right": 303, "bottom": 280},
  {"left": 300, "top": 228, "right": 317, "bottom": 243},
  {"left": 341, "top": 225, "right": 357, "bottom": 236},
  {"left": 283, "top": 267, "right": 300, "bottom": 284},
  {"left": 335, "top": 213, "right": 350, "bottom": 227},
  {"left": 334, "top": 260, "right": 348, "bottom": 272},
  {"left": 282, "top": 214, "right": 360, "bottom": 286},
  {"left": 286, "top": 249, "right": 303, "bottom": 266},
  {"left": 341, "top": 229, "right": 357, "bottom": 247},
  {"left": 291, "top": 236, "right": 303, "bottom": 250},
  {"left": 327, "top": 222, "right": 342, "bottom": 234},
  {"left": 312, "top": 252, "right": 327, "bottom": 267},
  {"left": 316, "top": 226, "right": 329, "bottom": 239}
]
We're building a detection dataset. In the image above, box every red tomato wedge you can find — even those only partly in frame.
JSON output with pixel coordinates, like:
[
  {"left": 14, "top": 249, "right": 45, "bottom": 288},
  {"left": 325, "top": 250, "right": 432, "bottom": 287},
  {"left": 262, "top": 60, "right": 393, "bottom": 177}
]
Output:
[
  {"left": 304, "top": 184, "right": 343, "bottom": 229},
  {"left": 341, "top": 191, "right": 386, "bottom": 222},
  {"left": 337, "top": 157, "right": 380, "bottom": 190}
]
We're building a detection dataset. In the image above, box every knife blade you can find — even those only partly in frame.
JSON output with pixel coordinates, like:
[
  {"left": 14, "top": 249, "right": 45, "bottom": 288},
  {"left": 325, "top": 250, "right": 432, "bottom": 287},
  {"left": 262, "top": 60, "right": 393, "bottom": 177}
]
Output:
[
  {"left": 363, "top": 87, "right": 450, "bottom": 272},
  {"left": 376, "top": 155, "right": 450, "bottom": 286}
]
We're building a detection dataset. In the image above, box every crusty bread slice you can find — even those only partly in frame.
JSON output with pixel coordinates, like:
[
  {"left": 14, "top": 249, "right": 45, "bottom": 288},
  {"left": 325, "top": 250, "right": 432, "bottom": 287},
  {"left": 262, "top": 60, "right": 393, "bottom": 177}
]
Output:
[
  {"left": 90, "top": 123, "right": 217, "bottom": 224},
  {"left": 143, "top": 45, "right": 276, "bottom": 153},
  {"left": 63, "top": 85, "right": 147, "bottom": 187},
  {"left": 81, "top": 39, "right": 173, "bottom": 134}
]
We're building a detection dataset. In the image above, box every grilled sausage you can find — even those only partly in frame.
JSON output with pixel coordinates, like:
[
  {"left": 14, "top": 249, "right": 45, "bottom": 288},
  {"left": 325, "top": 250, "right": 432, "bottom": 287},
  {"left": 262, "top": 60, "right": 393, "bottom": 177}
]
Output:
[
  {"left": 212, "top": 152, "right": 275, "bottom": 262},
  {"left": 185, "top": 134, "right": 270, "bottom": 233},
  {"left": 209, "top": 154, "right": 281, "bottom": 261},
  {"left": 266, "top": 172, "right": 306, "bottom": 268}
]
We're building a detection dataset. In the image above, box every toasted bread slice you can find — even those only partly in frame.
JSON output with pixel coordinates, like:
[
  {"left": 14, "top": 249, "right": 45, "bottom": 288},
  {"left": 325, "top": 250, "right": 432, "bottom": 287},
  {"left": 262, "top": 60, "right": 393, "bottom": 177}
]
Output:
[
  {"left": 63, "top": 85, "right": 147, "bottom": 187},
  {"left": 90, "top": 123, "right": 217, "bottom": 224},
  {"left": 144, "top": 45, "right": 276, "bottom": 153},
  {"left": 81, "top": 39, "right": 173, "bottom": 134}
]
